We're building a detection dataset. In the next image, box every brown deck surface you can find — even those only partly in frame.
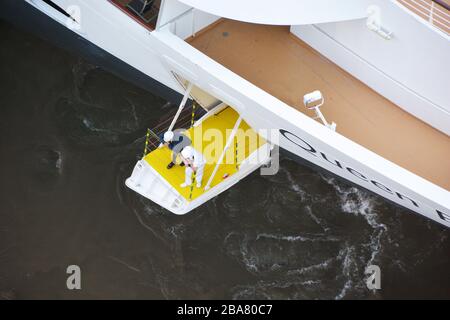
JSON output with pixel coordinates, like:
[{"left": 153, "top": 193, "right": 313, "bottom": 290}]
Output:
[{"left": 187, "top": 19, "right": 450, "bottom": 191}]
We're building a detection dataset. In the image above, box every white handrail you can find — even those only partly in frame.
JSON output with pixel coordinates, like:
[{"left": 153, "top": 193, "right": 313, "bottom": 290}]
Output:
[
  {"left": 398, "top": 0, "right": 450, "bottom": 34},
  {"left": 402, "top": 0, "right": 449, "bottom": 20},
  {"left": 157, "top": 7, "right": 195, "bottom": 30},
  {"left": 417, "top": 0, "right": 450, "bottom": 17},
  {"left": 409, "top": 0, "right": 449, "bottom": 18},
  {"left": 204, "top": 116, "right": 242, "bottom": 190}
]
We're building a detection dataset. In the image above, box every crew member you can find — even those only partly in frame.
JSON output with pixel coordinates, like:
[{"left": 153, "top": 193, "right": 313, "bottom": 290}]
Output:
[
  {"left": 179, "top": 146, "right": 206, "bottom": 188},
  {"left": 159, "top": 130, "right": 191, "bottom": 169}
]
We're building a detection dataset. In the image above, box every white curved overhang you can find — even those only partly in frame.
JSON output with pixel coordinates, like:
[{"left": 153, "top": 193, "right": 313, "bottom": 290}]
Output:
[{"left": 177, "top": 0, "right": 371, "bottom": 25}]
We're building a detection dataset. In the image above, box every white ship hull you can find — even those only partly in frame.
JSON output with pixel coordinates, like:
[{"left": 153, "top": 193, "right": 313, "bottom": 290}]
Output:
[{"left": 9, "top": 0, "right": 449, "bottom": 228}]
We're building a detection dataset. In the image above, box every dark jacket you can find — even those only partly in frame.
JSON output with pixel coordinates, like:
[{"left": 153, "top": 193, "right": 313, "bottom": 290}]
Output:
[{"left": 159, "top": 132, "right": 191, "bottom": 154}]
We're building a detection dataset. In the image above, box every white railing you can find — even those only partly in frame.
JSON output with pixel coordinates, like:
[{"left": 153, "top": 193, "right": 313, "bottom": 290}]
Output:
[
  {"left": 398, "top": 0, "right": 450, "bottom": 34},
  {"left": 156, "top": 5, "right": 220, "bottom": 40},
  {"left": 156, "top": 7, "right": 197, "bottom": 39}
]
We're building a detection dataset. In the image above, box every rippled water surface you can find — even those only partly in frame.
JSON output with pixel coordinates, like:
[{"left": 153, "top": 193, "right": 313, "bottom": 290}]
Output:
[{"left": 0, "top": 21, "right": 449, "bottom": 299}]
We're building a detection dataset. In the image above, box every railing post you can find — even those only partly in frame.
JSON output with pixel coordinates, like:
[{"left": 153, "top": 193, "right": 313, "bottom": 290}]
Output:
[
  {"left": 204, "top": 117, "right": 242, "bottom": 190},
  {"left": 189, "top": 172, "right": 196, "bottom": 200},
  {"left": 235, "top": 138, "right": 239, "bottom": 170},
  {"left": 168, "top": 82, "right": 193, "bottom": 132},
  {"left": 142, "top": 128, "right": 150, "bottom": 158},
  {"left": 190, "top": 101, "right": 197, "bottom": 127},
  {"left": 430, "top": 1, "right": 435, "bottom": 24}
]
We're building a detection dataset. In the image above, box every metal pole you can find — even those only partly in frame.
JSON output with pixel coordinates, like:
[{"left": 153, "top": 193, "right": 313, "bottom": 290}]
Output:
[
  {"left": 314, "top": 107, "right": 330, "bottom": 127},
  {"left": 189, "top": 172, "right": 196, "bottom": 200},
  {"left": 142, "top": 128, "right": 150, "bottom": 158},
  {"left": 190, "top": 101, "right": 196, "bottom": 127},
  {"left": 168, "top": 82, "right": 193, "bottom": 132},
  {"left": 204, "top": 117, "right": 242, "bottom": 190}
]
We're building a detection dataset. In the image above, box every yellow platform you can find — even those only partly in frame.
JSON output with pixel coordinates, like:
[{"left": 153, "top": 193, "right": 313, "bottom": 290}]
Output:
[{"left": 144, "top": 106, "right": 266, "bottom": 201}]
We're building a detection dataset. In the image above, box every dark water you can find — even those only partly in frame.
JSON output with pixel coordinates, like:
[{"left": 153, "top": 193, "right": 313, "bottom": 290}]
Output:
[{"left": 0, "top": 21, "right": 449, "bottom": 300}]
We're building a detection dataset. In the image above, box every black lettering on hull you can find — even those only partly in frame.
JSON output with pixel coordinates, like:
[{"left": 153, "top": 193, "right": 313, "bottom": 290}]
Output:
[
  {"left": 437, "top": 209, "right": 450, "bottom": 222},
  {"left": 279, "top": 129, "right": 427, "bottom": 211},
  {"left": 320, "top": 152, "right": 343, "bottom": 168},
  {"left": 395, "top": 192, "right": 419, "bottom": 208},
  {"left": 279, "top": 129, "right": 450, "bottom": 227},
  {"left": 346, "top": 167, "right": 368, "bottom": 181},
  {"left": 280, "top": 129, "right": 316, "bottom": 156},
  {"left": 371, "top": 180, "right": 393, "bottom": 194}
]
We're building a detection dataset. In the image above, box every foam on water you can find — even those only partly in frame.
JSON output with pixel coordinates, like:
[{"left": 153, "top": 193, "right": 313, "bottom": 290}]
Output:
[
  {"left": 255, "top": 233, "right": 340, "bottom": 243},
  {"left": 221, "top": 170, "right": 394, "bottom": 299}
]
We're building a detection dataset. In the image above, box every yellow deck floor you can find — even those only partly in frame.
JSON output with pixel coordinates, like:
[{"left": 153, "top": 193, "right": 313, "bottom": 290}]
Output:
[{"left": 144, "top": 107, "right": 266, "bottom": 201}]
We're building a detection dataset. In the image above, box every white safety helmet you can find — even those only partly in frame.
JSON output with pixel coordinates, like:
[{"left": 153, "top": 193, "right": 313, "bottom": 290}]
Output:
[
  {"left": 163, "top": 131, "right": 174, "bottom": 142},
  {"left": 181, "top": 146, "right": 194, "bottom": 159}
]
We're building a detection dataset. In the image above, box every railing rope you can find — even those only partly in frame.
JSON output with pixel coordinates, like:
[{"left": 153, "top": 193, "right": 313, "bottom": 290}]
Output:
[{"left": 142, "top": 128, "right": 161, "bottom": 158}]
